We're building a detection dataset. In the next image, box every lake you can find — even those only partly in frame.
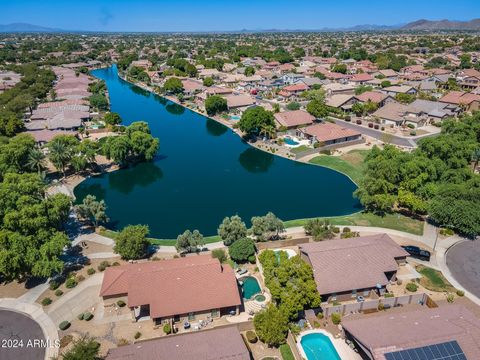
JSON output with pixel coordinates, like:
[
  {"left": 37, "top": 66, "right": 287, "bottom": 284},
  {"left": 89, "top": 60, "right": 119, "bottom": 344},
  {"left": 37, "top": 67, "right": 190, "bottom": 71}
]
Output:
[{"left": 74, "top": 65, "right": 360, "bottom": 238}]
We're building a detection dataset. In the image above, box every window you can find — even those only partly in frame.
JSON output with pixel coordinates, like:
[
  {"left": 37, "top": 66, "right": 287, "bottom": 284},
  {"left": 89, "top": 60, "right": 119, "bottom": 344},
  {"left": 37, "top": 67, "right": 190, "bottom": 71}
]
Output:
[
  {"left": 211, "top": 309, "right": 219, "bottom": 318},
  {"left": 331, "top": 293, "right": 337, "bottom": 301},
  {"left": 188, "top": 312, "right": 195, "bottom": 321},
  {"left": 351, "top": 290, "right": 357, "bottom": 298},
  {"left": 363, "top": 290, "right": 370, "bottom": 296}
]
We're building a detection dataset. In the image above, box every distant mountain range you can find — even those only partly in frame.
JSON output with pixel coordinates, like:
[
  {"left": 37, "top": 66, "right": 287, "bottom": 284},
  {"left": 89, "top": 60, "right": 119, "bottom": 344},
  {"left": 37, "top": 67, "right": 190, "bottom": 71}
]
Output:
[
  {"left": 1, "top": 19, "right": 480, "bottom": 33},
  {"left": 401, "top": 18, "right": 480, "bottom": 30},
  {"left": 0, "top": 23, "right": 63, "bottom": 32}
]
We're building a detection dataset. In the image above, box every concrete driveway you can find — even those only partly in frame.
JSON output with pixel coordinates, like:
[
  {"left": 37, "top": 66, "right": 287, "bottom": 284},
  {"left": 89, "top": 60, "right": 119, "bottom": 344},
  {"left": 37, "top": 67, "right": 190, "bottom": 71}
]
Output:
[
  {"left": 0, "top": 310, "right": 45, "bottom": 360},
  {"left": 446, "top": 240, "right": 480, "bottom": 299}
]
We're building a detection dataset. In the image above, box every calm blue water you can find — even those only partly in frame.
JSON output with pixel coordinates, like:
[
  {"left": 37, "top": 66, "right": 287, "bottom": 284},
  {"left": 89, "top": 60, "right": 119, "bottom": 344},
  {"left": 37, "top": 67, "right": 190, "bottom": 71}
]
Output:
[
  {"left": 241, "top": 276, "right": 261, "bottom": 299},
  {"left": 74, "top": 65, "right": 360, "bottom": 238},
  {"left": 301, "top": 333, "right": 341, "bottom": 360}
]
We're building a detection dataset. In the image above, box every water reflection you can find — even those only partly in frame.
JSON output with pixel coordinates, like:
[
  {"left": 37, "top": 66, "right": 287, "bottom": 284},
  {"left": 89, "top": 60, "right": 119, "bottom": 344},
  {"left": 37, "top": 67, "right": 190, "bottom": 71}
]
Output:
[
  {"left": 238, "top": 147, "right": 274, "bottom": 173},
  {"left": 75, "top": 183, "right": 107, "bottom": 203},
  {"left": 165, "top": 102, "right": 185, "bottom": 115},
  {"left": 206, "top": 118, "right": 228, "bottom": 137},
  {"left": 108, "top": 162, "right": 164, "bottom": 194}
]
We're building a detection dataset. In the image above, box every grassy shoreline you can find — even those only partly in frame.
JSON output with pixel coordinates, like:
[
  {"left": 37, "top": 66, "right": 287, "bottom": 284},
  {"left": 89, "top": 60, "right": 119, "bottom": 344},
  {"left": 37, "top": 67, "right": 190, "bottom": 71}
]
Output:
[{"left": 100, "top": 211, "right": 424, "bottom": 246}]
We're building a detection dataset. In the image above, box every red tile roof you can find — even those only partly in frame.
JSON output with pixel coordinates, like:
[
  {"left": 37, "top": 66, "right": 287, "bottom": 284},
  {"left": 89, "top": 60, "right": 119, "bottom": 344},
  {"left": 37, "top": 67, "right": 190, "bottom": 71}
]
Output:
[
  {"left": 274, "top": 110, "right": 315, "bottom": 128},
  {"left": 282, "top": 83, "right": 309, "bottom": 92},
  {"left": 440, "top": 91, "right": 480, "bottom": 105},
  {"left": 351, "top": 73, "right": 373, "bottom": 82},
  {"left": 300, "top": 234, "right": 408, "bottom": 295},
  {"left": 302, "top": 122, "right": 361, "bottom": 144},
  {"left": 100, "top": 256, "right": 241, "bottom": 319},
  {"left": 105, "top": 325, "right": 250, "bottom": 360},
  {"left": 355, "top": 91, "right": 388, "bottom": 104}
]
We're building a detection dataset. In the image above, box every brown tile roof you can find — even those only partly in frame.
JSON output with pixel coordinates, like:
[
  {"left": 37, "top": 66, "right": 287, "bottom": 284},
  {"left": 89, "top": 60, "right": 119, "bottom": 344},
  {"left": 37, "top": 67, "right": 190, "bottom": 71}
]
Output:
[
  {"left": 440, "top": 91, "right": 480, "bottom": 106},
  {"left": 350, "top": 73, "right": 373, "bottom": 82},
  {"left": 355, "top": 91, "right": 388, "bottom": 104},
  {"left": 342, "top": 304, "right": 480, "bottom": 360},
  {"left": 100, "top": 256, "right": 241, "bottom": 319},
  {"left": 302, "top": 122, "right": 360, "bottom": 143},
  {"left": 105, "top": 325, "right": 250, "bottom": 360},
  {"left": 282, "top": 83, "right": 309, "bottom": 92},
  {"left": 299, "top": 234, "right": 408, "bottom": 295},
  {"left": 274, "top": 110, "right": 315, "bottom": 128},
  {"left": 223, "top": 94, "right": 256, "bottom": 108},
  {"left": 373, "top": 102, "right": 408, "bottom": 122}
]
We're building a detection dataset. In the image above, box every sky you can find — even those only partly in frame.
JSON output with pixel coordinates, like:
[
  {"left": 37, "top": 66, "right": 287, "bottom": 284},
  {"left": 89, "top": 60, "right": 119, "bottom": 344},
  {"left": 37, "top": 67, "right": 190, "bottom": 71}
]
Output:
[{"left": 1, "top": 0, "right": 479, "bottom": 32}]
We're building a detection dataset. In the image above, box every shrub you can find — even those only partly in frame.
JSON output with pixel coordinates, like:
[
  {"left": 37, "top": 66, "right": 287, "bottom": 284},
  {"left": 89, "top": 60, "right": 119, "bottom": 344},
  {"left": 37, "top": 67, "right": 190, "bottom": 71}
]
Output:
[
  {"left": 313, "top": 320, "right": 320, "bottom": 328},
  {"left": 59, "top": 321, "right": 71, "bottom": 330},
  {"left": 316, "top": 312, "right": 324, "bottom": 319},
  {"left": 163, "top": 323, "right": 172, "bottom": 334},
  {"left": 229, "top": 238, "right": 256, "bottom": 263},
  {"left": 456, "top": 290, "right": 465, "bottom": 297},
  {"left": 332, "top": 226, "right": 340, "bottom": 233},
  {"left": 248, "top": 255, "right": 256, "bottom": 264},
  {"left": 77, "top": 313, "right": 85, "bottom": 320},
  {"left": 49, "top": 281, "right": 60, "bottom": 291},
  {"left": 356, "top": 120, "right": 362, "bottom": 125},
  {"left": 117, "top": 300, "right": 126, "bottom": 307},
  {"left": 384, "top": 293, "right": 394, "bottom": 298},
  {"left": 447, "top": 293, "right": 455, "bottom": 303},
  {"left": 246, "top": 330, "right": 258, "bottom": 343},
  {"left": 65, "top": 277, "right": 77, "bottom": 289},
  {"left": 41, "top": 297, "right": 52, "bottom": 306},
  {"left": 407, "top": 123, "right": 415, "bottom": 129},
  {"left": 55, "top": 289, "right": 64, "bottom": 297},
  {"left": 87, "top": 268, "right": 96, "bottom": 275},
  {"left": 211, "top": 248, "right": 227, "bottom": 263},
  {"left": 83, "top": 312, "right": 93, "bottom": 321},
  {"left": 98, "top": 261, "right": 111, "bottom": 272},
  {"left": 331, "top": 313, "right": 342, "bottom": 325},
  {"left": 410, "top": 130, "right": 416, "bottom": 136},
  {"left": 397, "top": 279, "right": 403, "bottom": 285},
  {"left": 134, "top": 331, "right": 142, "bottom": 340},
  {"left": 406, "top": 282, "right": 418, "bottom": 292},
  {"left": 112, "top": 261, "right": 120, "bottom": 266},
  {"left": 378, "top": 303, "right": 385, "bottom": 311},
  {"left": 76, "top": 275, "right": 85, "bottom": 282},
  {"left": 342, "top": 227, "right": 351, "bottom": 233},
  {"left": 117, "top": 338, "right": 129, "bottom": 346},
  {"left": 60, "top": 334, "right": 73, "bottom": 348}
]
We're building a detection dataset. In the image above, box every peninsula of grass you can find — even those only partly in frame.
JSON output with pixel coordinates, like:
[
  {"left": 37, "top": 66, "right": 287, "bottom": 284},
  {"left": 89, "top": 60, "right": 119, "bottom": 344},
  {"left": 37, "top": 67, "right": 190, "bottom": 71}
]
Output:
[
  {"left": 308, "top": 149, "right": 369, "bottom": 184},
  {"left": 416, "top": 265, "right": 455, "bottom": 292},
  {"left": 283, "top": 212, "right": 424, "bottom": 236}
]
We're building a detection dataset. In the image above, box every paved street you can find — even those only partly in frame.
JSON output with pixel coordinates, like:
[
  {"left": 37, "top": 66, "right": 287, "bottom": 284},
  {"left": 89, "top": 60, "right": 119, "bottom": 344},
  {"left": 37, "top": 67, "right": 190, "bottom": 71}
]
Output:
[
  {"left": 0, "top": 310, "right": 46, "bottom": 360},
  {"left": 446, "top": 240, "right": 480, "bottom": 299}
]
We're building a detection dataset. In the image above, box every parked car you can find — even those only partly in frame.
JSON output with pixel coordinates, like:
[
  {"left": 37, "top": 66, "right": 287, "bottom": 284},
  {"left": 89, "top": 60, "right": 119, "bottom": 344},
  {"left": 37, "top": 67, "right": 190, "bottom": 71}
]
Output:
[{"left": 401, "top": 245, "right": 431, "bottom": 261}]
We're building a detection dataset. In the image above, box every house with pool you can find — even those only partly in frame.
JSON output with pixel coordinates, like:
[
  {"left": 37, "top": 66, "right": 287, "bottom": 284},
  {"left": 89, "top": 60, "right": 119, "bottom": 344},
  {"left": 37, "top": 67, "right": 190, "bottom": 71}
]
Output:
[
  {"left": 99, "top": 255, "right": 242, "bottom": 329},
  {"left": 299, "top": 234, "right": 408, "bottom": 302}
]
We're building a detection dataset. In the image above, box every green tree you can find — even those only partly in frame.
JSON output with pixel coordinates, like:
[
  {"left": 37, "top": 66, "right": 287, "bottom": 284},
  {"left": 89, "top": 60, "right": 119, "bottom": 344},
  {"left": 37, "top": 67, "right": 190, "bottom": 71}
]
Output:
[
  {"left": 286, "top": 102, "right": 301, "bottom": 111},
  {"left": 163, "top": 77, "right": 184, "bottom": 94},
  {"left": 0, "top": 111, "right": 23, "bottom": 137},
  {"left": 47, "top": 135, "right": 79, "bottom": 177},
  {"left": 306, "top": 99, "right": 329, "bottom": 119},
  {"left": 61, "top": 336, "right": 100, "bottom": 360},
  {"left": 0, "top": 133, "right": 36, "bottom": 178},
  {"left": 245, "top": 66, "right": 256, "bottom": 76},
  {"left": 253, "top": 305, "right": 289, "bottom": 347},
  {"left": 211, "top": 248, "right": 227, "bottom": 263},
  {"left": 75, "top": 195, "right": 108, "bottom": 227},
  {"left": 104, "top": 112, "right": 122, "bottom": 126},
  {"left": 175, "top": 229, "right": 204, "bottom": 253},
  {"left": 89, "top": 93, "right": 108, "bottom": 110},
  {"left": 114, "top": 225, "right": 150, "bottom": 260},
  {"left": 228, "top": 238, "right": 255, "bottom": 262},
  {"left": 238, "top": 107, "right": 275, "bottom": 137},
  {"left": 205, "top": 95, "right": 228, "bottom": 116},
  {"left": 331, "top": 63, "right": 347, "bottom": 74},
  {"left": 304, "top": 218, "right": 336, "bottom": 241},
  {"left": 26, "top": 147, "right": 46, "bottom": 176},
  {"left": 217, "top": 215, "right": 247, "bottom": 246},
  {"left": 250, "top": 212, "right": 285, "bottom": 241},
  {"left": 203, "top": 77, "right": 214, "bottom": 87}
]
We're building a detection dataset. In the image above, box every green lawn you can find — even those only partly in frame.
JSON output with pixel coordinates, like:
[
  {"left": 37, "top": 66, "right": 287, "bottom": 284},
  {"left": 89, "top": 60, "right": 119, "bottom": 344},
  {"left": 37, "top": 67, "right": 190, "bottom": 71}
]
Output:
[
  {"left": 417, "top": 265, "right": 455, "bottom": 292},
  {"left": 290, "top": 145, "right": 311, "bottom": 154},
  {"left": 308, "top": 149, "right": 369, "bottom": 184},
  {"left": 279, "top": 344, "right": 295, "bottom": 360},
  {"left": 99, "top": 229, "right": 221, "bottom": 247},
  {"left": 283, "top": 211, "right": 424, "bottom": 235}
]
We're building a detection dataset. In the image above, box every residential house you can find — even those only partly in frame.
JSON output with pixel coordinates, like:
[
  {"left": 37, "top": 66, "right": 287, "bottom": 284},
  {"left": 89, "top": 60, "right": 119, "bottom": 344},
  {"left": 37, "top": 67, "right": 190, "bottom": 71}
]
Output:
[
  {"left": 297, "top": 121, "right": 362, "bottom": 147},
  {"left": 105, "top": 325, "right": 251, "bottom": 360},
  {"left": 100, "top": 256, "right": 242, "bottom": 327},
  {"left": 131, "top": 60, "right": 152, "bottom": 70},
  {"left": 349, "top": 73, "right": 374, "bottom": 85},
  {"left": 354, "top": 91, "right": 396, "bottom": 107},
  {"left": 274, "top": 110, "right": 315, "bottom": 130},
  {"left": 403, "top": 99, "right": 461, "bottom": 126},
  {"left": 342, "top": 305, "right": 480, "bottom": 360},
  {"left": 326, "top": 94, "right": 358, "bottom": 111},
  {"left": 278, "top": 83, "right": 309, "bottom": 100},
  {"left": 223, "top": 94, "right": 256, "bottom": 111},
  {"left": 439, "top": 91, "right": 480, "bottom": 112},
  {"left": 323, "top": 83, "right": 355, "bottom": 96},
  {"left": 299, "top": 234, "right": 408, "bottom": 302},
  {"left": 181, "top": 79, "right": 204, "bottom": 96},
  {"left": 372, "top": 102, "right": 409, "bottom": 127},
  {"left": 282, "top": 73, "right": 305, "bottom": 85},
  {"left": 457, "top": 68, "right": 480, "bottom": 89},
  {"left": 382, "top": 85, "right": 417, "bottom": 97}
]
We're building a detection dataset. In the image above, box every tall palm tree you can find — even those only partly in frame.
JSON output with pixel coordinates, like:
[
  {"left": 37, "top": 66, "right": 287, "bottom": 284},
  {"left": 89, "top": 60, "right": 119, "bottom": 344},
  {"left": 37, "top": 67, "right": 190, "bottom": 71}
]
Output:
[
  {"left": 27, "top": 147, "right": 46, "bottom": 176},
  {"left": 48, "top": 141, "right": 72, "bottom": 178}
]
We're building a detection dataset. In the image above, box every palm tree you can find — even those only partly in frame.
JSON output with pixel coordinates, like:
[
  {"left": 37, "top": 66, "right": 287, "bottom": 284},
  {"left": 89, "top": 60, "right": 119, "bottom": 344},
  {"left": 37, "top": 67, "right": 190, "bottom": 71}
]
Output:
[
  {"left": 259, "top": 124, "right": 276, "bottom": 140},
  {"left": 27, "top": 147, "right": 46, "bottom": 176},
  {"left": 48, "top": 141, "right": 72, "bottom": 178}
]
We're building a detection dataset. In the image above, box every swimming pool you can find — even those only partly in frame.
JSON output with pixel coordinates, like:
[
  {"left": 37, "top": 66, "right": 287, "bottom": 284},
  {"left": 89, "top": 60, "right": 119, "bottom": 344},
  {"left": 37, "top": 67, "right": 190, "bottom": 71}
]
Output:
[
  {"left": 240, "top": 276, "right": 261, "bottom": 299},
  {"left": 229, "top": 115, "right": 241, "bottom": 121},
  {"left": 299, "top": 332, "right": 341, "bottom": 360},
  {"left": 284, "top": 136, "right": 300, "bottom": 146}
]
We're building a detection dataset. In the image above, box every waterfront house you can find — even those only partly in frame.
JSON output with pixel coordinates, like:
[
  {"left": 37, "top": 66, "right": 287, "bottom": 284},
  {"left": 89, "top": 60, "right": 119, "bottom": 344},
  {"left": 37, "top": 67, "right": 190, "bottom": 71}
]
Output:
[
  {"left": 296, "top": 121, "right": 362, "bottom": 147},
  {"left": 223, "top": 94, "right": 256, "bottom": 111},
  {"left": 274, "top": 110, "right": 315, "bottom": 130},
  {"left": 100, "top": 256, "right": 242, "bottom": 327},
  {"left": 105, "top": 325, "right": 251, "bottom": 360},
  {"left": 342, "top": 305, "right": 480, "bottom": 360},
  {"left": 299, "top": 234, "right": 408, "bottom": 302}
]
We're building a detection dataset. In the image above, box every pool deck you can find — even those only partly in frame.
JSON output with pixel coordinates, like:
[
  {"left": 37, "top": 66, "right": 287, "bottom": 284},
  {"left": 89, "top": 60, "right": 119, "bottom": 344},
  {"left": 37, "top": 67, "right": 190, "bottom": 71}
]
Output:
[{"left": 297, "top": 329, "right": 361, "bottom": 360}]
